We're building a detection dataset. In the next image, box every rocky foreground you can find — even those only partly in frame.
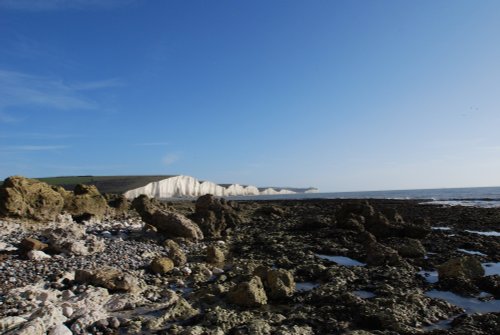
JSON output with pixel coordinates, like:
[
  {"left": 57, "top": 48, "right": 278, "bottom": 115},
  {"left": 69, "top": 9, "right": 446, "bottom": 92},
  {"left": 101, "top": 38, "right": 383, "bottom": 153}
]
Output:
[{"left": 0, "top": 176, "right": 499, "bottom": 334}]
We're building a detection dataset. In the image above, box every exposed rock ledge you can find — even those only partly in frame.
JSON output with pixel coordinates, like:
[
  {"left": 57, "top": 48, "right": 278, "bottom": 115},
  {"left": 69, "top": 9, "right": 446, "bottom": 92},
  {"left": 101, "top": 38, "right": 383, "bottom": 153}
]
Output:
[{"left": 124, "top": 175, "right": 317, "bottom": 199}]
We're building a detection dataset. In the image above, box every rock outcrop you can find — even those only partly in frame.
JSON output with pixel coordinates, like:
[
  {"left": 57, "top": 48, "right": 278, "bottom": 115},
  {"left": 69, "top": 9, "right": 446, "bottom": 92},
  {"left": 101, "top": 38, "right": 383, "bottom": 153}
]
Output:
[
  {"left": 0, "top": 176, "right": 65, "bottom": 221},
  {"left": 227, "top": 276, "right": 268, "bottom": 307},
  {"left": 132, "top": 195, "right": 204, "bottom": 240},
  {"left": 191, "top": 194, "right": 241, "bottom": 238},
  {"left": 63, "top": 184, "right": 108, "bottom": 221},
  {"left": 438, "top": 256, "right": 485, "bottom": 281}
]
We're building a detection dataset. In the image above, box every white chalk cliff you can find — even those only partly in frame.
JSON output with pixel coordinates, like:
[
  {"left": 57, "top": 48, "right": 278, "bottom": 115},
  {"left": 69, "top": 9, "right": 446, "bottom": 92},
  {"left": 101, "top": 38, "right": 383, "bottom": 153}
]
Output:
[{"left": 123, "top": 175, "right": 315, "bottom": 199}]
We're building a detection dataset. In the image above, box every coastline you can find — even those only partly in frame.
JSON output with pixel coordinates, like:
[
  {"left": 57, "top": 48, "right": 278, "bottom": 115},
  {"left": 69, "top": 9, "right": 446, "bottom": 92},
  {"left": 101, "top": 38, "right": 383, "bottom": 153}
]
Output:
[{"left": 1, "top": 196, "right": 499, "bottom": 334}]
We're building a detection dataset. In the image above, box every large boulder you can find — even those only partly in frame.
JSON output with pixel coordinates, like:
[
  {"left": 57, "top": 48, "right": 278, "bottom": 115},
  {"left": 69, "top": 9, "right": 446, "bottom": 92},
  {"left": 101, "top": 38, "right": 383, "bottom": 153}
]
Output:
[
  {"left": 227, "top": 276, "right": 268, "bottom": 307},
  {"left": 64, "top": 184, "right": 108, "bottom": 221},
  {"left": 438, "top": 256, "right": 485, "bottom": 281},
  {"left": 132, "top": 195, "right": 203, "bottom": 240},
  {"left": 151, "top": 211, "right": 204, "bottom": 240},
  {"left": 0, "top": 176, "right": 65, "bottom": 221},
  {"left": 266, "top": 269, "right": 295, "bottom": 299},
  {"left": 131, "top": 194, "right": 161, "bottom": 223},
  {"left": 191, "top": 194, "right": 241, "bottom": 238}
]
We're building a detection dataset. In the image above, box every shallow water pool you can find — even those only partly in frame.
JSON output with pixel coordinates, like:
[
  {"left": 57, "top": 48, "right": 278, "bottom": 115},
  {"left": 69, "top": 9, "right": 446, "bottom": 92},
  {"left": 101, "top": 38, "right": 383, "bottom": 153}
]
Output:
[
  {"left": 483, "top": 262, "right": 500, "bottom": 276},
  {"left": 296, "top": 282, "right": 320, "bottom": 292},
  {"left": 353, "top": 290, "right": 376, "bottom": 299},
  {"left": 457, "top": 249, "right": 486, "bottom": 256},
  {"left": 425, "top": 290, "right": 500, "bottom": 314},
  {"left": 464, "top": 230, "right": 500, "bottom": 237},
  {"left": 315, "top": 254, "right": 366, "bottom": 267}
]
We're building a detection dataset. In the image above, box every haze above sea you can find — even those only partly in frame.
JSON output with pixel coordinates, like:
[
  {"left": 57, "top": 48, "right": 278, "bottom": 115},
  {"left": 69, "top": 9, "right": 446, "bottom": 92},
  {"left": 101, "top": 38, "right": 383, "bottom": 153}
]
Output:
[{"left": 224, "top": 186, "right": 500, "bottom": 208}]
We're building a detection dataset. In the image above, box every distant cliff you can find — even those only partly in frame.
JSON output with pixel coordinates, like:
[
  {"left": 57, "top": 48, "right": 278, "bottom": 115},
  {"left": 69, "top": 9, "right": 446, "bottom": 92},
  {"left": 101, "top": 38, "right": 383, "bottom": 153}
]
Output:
[{"left": 123, "top": 175, "right": 317, "bottom": 199}]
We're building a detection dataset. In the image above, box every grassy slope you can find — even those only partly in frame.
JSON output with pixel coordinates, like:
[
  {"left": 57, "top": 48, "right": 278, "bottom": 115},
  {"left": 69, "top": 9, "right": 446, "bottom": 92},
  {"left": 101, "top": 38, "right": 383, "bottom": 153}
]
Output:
[
  {"left": 1, "top": 175, "right": 316, "bottom": 195},
  {"left": 36, "top": 175, "right": 176, "bottom": 194}
]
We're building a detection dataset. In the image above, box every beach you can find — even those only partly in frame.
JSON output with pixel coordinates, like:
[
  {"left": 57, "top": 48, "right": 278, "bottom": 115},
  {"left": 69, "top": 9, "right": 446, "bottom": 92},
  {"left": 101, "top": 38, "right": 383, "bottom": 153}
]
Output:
[{"left": 0, "top": 179, "right": 499, "bottom": 334}]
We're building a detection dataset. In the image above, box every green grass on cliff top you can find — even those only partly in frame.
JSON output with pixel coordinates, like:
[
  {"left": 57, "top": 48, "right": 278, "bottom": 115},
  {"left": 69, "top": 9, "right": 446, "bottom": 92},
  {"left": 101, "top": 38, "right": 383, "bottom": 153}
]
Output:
[{"left": 36, "top": 175, "right": 176, "bottom": 194}]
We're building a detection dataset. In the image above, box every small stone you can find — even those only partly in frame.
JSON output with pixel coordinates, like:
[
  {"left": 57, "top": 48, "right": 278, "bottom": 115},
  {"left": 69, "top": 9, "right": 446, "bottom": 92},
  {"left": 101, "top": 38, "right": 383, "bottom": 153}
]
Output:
[
  {"left": 62, "top": 306, "right": 73, "bottom": 317},
  {"left": 206, "top": 246, "right": 225, "bottom": 264},
  {"left": 61, "top": 290, "right": 75, "bottom": 300},
  {"left": 49, "top": 324, "right": 72, "bottom": 335},
  {"left": 108, "top": 317, "right": 120, "bottom": 329},
  {"left": 150, "top": 257, "right": 175, "bottom": 274},
  {"left": 21, "top": 238, "right": 48, "bottom": 251}
]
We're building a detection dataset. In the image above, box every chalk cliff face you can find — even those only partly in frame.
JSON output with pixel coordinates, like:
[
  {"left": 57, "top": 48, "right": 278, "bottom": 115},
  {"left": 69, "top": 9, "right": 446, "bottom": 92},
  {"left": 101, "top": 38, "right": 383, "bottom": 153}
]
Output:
[{"left": 123, "top": 175, "right": 308, "bottom": 199}]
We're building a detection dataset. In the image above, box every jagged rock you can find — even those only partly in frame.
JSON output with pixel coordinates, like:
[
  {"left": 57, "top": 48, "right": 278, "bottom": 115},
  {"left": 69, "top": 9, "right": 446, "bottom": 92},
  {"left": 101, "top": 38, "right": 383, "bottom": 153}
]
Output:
[
  {"left": 75, "top": 267, "right": 141, "bottom": 293},
  {"left": 21, "top": 237, "right": 48, "bottom": 251},
  {"left": 206, "top": 245, "right": 225, "bottom": 264},
  {"left": 131, "top": 194, "right": 161, "bottom": 223},
  {"left": 165, "top": 241, "right": 187, "bottom": 266},
  {"left": 0, "top": 176, "right": 64, "bottom": 221},
  {"left": 64, "top": 184, "right": 108, "bottom": 221},
  {"left": 150, "top": 257, "right": 175, "bottom": 274},
  {"left": 44, "top": 225, "right": 105, "bottom": 256},
  {"left": 227, "top": 276, "right": 268, "bottom": 307},
  {"left": 14, "top": 319, "right": 45, "bottom": 335},
  {"left": 337, "top": 214, "right": 365, "bottom": 231},
  {"left": 365, "top": 242, "right": 405, "bottom": 266},
  {"left": 395, "top": 238, "right": 426, "bottom": 258},
  {"left": 266, "top": 269, "right": 295, "bottom": 299},
  {"left": 477, "top": 275, "right": 500, "bottom": 298},
  {"left": 191, "top": 194, "right": 241, "bottom": 238},
  {"left": 0, "top": 316, "right": 27, "bottom": 333},
  {"left": 364, "top": 212, "right": 398, "bottom": 238},
  {"left": 295, "top": 216, "right": 330, "bottom": 230},
  {"left": 400, "top": 219, "right": 431, "bottom": 239},
  {"left": 107, "top": 194, "right": 130, "bottom": 214},
  {"left": 438, "top": 256, "right": 485, "bottom": 281},
  {"left": 145, "top": 296, "right": 198, "bottom": 330},
  {"left": 255, "top": 205, "right": 285, "bottom": 217}
]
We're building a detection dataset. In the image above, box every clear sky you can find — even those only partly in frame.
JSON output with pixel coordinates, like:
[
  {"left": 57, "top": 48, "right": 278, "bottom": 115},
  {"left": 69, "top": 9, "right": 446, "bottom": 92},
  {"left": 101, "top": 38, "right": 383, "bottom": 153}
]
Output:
[{"left": 1, "top": 0, "right": 500, "bottom": 192}]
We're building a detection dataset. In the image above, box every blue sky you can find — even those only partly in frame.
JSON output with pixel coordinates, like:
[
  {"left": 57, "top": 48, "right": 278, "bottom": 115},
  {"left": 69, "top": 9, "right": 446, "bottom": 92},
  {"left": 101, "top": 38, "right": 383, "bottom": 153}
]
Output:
[{"left": 1, "top": 0, "right": 500, "bottom": 192}]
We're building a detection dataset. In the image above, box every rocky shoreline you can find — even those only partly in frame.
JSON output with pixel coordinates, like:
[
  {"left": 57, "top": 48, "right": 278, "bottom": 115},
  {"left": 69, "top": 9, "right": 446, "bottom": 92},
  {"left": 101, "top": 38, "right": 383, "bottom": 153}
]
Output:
[{"left": 0, "top": 177, "right": 499, "bottom": 334}]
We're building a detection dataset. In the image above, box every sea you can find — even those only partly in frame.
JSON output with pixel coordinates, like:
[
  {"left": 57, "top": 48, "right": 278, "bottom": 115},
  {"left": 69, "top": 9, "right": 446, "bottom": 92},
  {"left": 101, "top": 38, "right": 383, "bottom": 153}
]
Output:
[{"left": 224, "top": 186, "right": 500, "bottom": 208}]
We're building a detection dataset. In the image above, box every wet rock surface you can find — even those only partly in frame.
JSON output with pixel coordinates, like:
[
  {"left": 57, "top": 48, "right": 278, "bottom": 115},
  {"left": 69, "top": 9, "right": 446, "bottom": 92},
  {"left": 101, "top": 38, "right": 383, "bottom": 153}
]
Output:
[{"left": 0, "top": 195, "right": 499, "bottom": 334}]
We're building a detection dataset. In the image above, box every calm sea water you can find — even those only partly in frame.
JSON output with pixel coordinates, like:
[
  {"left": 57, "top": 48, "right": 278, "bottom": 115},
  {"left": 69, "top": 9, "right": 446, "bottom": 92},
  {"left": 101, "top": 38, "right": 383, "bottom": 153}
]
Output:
[{"left": 225, "top": 186, "right": 500, "bottom": 208}]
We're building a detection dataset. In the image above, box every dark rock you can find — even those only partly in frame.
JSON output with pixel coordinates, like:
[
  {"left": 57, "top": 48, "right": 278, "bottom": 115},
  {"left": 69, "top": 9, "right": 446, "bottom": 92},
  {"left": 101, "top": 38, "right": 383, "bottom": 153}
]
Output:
[
  {"left": 395, "top": 238, "right": 426, "bottom": 258},
  {"left": 20, "top": 238, "right": 48, "bottom": 251},
  {"left": 191, "top": 194, "right": 241, "bottom": 238},
  {"left": 227, "top": 276, "right": 268, "bottom": 307},
  {"left": 206, "top": 245, "right": 225, "bottom": 264},
  {"left": 107, "top": 194, "right": 130, "bottom": 214},
  {"left": 438, "top": 256, "right": 485, "bottom": 281},
  {"left": 365, "top": 242, "right": 406, "bottom": 266}
]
